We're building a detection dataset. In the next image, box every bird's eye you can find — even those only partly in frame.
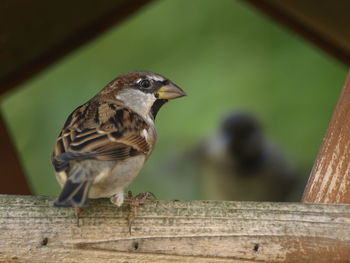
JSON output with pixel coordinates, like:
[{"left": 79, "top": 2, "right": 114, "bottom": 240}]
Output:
[{"left": 140, "top": 79, "right": 151, "bottom": 88}]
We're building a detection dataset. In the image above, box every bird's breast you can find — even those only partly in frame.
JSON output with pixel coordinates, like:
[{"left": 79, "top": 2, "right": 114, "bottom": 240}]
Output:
[{"left": 88, "top": 155, "right": 146, "bottom": 198}]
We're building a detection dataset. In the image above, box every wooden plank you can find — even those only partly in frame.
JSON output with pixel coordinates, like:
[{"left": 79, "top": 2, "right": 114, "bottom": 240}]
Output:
[
  {"left": 243, "top": 0, "right": 350, "bottom": 66},
  {"left": 0, "top": 114, "right": 30, "bottom": 194},
  {"left": 302, "top": 71, "right": 350, "bottom": 203},
  {"left": 1, "top": 195, "right": 350, "bottom": 262},
  {"left": 0, "top": 0, "right": 151, "bottom": 96}
]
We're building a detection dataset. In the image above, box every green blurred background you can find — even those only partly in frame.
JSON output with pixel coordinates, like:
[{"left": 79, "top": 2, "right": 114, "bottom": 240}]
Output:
[{"left": 0, "top": 0, "right": 346, "bottom": 200}]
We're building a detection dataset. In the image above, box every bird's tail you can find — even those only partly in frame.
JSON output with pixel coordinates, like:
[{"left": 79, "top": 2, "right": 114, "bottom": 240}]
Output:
[{"left": 54, "top": 166, "right": 91, "bottom": 207}]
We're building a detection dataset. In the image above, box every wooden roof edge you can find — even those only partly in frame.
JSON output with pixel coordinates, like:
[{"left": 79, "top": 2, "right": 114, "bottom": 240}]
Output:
[
  {"left": 242, "top": 0, "right": 350, "bottom": 66},
  {"left": 0, "top": 0, "right": 151, "bottom": 97}
]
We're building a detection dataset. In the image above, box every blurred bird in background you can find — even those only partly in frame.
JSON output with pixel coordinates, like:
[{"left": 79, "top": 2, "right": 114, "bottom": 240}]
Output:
[{"left": 197, "top": 112, "right": 299, "bottom": 201}]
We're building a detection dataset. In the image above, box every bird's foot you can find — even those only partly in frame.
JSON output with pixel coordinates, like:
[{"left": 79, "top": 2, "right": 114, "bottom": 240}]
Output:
[{"left": 124, "top": 191, "right": 156, "bottom": 234}]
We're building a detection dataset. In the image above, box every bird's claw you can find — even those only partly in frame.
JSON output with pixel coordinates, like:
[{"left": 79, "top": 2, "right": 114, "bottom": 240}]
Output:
[{"left": 124, "top": 191, "right": 156, "bottom": 234}]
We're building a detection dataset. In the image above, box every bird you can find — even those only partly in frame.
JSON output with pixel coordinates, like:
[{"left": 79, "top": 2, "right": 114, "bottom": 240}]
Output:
[
  {"left": 198, "top": 112, "right": 298, "bottom": 202},
  {"left": 52, "top": 71, "right": 186, "bottom": 215}
]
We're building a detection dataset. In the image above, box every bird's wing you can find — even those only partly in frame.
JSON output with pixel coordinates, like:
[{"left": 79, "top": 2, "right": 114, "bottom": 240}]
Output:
[{"left": 52, "top": 101, "right": 150, "bottom": 172}]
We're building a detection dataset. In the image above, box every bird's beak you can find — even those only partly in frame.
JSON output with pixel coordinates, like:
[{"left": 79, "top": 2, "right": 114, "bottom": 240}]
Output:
[{"left": 156, "top": 83, "right": 186, "bottom": 100}]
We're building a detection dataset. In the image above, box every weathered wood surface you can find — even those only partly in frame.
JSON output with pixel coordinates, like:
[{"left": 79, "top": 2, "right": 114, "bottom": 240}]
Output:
[
  {"left": 0, "top": 195, "right": 350, "bottom": 262},
  {"left": 302, "top": 70, "right": 350, "bottom": 204}
]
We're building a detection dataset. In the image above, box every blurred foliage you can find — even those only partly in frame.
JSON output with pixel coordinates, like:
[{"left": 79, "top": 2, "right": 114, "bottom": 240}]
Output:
[{"left": 0, "top": 0, "right": 346, "bottom": 200}]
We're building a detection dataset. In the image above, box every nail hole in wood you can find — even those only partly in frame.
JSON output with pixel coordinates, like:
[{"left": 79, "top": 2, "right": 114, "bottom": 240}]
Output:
[
  {"left": 253, "top": 243, "right": 259, "bottom": 252},
  {"left": 133, "top": 241, "right": 139, "bottom": 250},
  {"left": 41, "top": 237, "right": 48, "bottom": 246}
]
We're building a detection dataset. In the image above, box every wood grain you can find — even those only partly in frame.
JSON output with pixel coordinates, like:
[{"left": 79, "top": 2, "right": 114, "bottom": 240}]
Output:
[
  {"left": 302, "top": 71, "right": 350, "bottom": 204},
  {"left": 0, "top": 195, "right": 350, "bottom": 262}
]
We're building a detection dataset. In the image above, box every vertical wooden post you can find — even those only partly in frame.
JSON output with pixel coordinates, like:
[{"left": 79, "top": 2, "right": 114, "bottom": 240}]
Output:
[
  {"left": 302, "top": 70, "right": 350, "bottom": 203},
  {"left": 0, "top": 113, "right": 30, "bottom": 194}
]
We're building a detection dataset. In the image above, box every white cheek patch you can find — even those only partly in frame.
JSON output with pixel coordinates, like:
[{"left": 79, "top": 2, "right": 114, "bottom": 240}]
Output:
[
  {"left": 113, "top": 88, "right": 157, "bottom": 123},
  {"left": 143, "top": 93, "right": 156, "bottom": 107}
]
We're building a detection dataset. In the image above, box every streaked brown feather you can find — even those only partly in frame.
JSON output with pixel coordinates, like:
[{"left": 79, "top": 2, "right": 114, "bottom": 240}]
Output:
[{"left": 53, "top": 100, "right": 152, "bottom": 170}]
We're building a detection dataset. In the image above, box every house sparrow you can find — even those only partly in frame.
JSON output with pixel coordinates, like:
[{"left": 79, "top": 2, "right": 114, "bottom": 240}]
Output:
[
  {"left": 52, "top": 71, "right": 186, "bottom": 211},
  {"left": 198, "top": 112, "right": 298, "bottom": 201}
]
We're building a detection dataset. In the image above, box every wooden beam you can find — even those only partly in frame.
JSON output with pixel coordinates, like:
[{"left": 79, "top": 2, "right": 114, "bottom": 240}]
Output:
[
  {"left": 302, "top": 71, "right": 350, "bottom": 203},
  {"left": 0, "top": 114, "right": 30, "bottom": 194},
  {"left": 1, "top": 195, "right": 350, "bottom": 262},
  {"left": 243, "top": 0, "right": 350, "bottom": 66},
  {"left": 0, "top": 0, "right": 151, "bottom": 96}
]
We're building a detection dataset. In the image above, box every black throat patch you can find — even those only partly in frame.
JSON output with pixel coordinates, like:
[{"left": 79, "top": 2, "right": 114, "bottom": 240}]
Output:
[{"left": 151, "top": 99, "right": 168, "bottom": 120}]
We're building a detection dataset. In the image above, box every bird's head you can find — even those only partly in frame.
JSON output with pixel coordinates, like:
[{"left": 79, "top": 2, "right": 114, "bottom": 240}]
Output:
[
  {"left": 221, "top": 112, "right": 263, "bottom": 158},
  {"left": 101, "top": 71, "right": 186, "bottom": 120}
]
